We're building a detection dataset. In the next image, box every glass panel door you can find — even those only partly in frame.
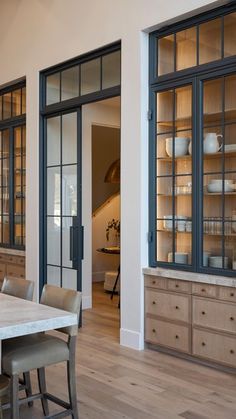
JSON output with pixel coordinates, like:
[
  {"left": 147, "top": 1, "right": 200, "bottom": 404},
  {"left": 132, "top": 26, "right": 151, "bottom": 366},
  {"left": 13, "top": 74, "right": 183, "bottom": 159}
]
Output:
[
  {"left": 202, "top": 73, "right": 236, "bottom": 271},
  {"left": 45, "top": 110, "right": 82, "bottom": 291},
  {"left": 156, "top": 83, "right": 193, "bottom": 266}
]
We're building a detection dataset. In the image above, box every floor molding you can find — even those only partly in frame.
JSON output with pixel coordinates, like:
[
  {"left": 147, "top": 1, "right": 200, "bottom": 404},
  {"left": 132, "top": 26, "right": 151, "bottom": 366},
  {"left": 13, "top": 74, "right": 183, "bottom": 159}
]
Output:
[{"left": 120, "top": 328, "right": 144, "bottom": 350}]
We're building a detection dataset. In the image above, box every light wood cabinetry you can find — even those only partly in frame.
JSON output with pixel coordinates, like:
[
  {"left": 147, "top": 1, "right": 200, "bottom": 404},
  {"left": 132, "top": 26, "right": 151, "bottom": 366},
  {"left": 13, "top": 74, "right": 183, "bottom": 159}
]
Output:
[
  {"left": 145, "top": 275, "right": 236, "bottom": 369},
  {"left": 0, "top": 252, "right": 25, "bottom": 289}
]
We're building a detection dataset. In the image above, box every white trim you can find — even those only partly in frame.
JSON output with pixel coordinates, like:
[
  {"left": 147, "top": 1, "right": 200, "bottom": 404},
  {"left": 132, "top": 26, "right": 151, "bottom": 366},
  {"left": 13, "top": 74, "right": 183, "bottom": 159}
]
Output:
[
  {"left": 82, "top": 295, "right": 92, "bottom": 310},
  {"left": 120, "top": 328, "right": 144, "bottom": 350}
]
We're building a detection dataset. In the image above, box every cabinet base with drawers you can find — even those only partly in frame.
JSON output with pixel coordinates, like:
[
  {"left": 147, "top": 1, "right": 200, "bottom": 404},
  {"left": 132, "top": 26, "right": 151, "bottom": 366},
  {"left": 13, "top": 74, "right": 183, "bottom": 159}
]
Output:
[
  {"left": 145, "top": 274, "right": 236, "bottom": 371},
  {"left": 0, "top": 251, "right": 25, "bottom": 289}
]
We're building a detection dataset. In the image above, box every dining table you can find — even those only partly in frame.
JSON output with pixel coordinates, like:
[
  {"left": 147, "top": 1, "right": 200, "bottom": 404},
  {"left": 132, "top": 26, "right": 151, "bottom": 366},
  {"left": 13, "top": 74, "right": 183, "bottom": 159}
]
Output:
[{"left": 0, "top": 293, "right": 78, "bottom": 373}]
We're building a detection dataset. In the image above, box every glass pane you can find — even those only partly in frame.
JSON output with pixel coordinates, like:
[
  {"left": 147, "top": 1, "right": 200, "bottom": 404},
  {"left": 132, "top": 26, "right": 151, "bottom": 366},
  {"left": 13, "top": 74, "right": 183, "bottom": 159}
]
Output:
[
  {"left": 2, "top": 129, "right": 10, "bottom": 158},
  {"left": 176, "top": 27, "right": 196, "bottom": 71},
  {"left": 46, "top": 73, "right": 60, "bottom": 105},
  {"left": 62, "top": 112, "right": 77, "bottom": 165},
  {"left": 157, "top": 231, "right": 173, "bottom": 262},
  {"left": 225, "top": 74, "right": 236, "bottom": 123},
  {"left": 62, "top": 217, "right": 72, "bottom": 268},
  {"left": 61, "top": 66, "right": 79, "bottom": 101},
  {"left": 47, "top": 217, "right": 61, "bottom": 266},
  {"left": 156, "top": 90, "right": 173, "bottom": 134},
  {"left": 62, "top": 268, "right": 77, "bottom": 290},
  {"left": 47, "top": 265, "right": 60, "bottom": 287},
  {"left": 62, "top": 165, "right": 77, "bottom": 216},
  {"left": 47, "top": 166, "right": 60, "bottom": 216},
  {"left": 2, "top": 187, "right": 9, "bottom": 213},
  {"left": 3, "top": 93, "right": 11, "bottom": 119},
  {"left": 199, "top": 18, "right": 222, "bottom": 64},
  {"left": 3, "top": 215, "right": 9, "bottom": 243},
  {"left": 203, "top": 78, "right": 223, "bottom": 127},
  {"left": 12, "top": 89, "right": 21, "bottom": 117},
  {"left": 47, "top": 116, "right": 60, "bottom": 166},
  {"left": 14, "top": 127, "right": 22, "bottom": 155},
  {"left": 102, "top": 51, "right": 121, "bottom": 89},
  {"left": 175, "top": 85, "right": 192, "bottom": 131},
  {"left": 22, "top": 87, "right": 26, "bottom": 114},
  {"left": 14, "top": 214, "right": 23, "bottom": 246},
  {"left": 81, "top": 58, "right": 100, "bottom": 95},
  {"left": 158, "top": 35, "right": 174, "bottom": 76},
  {"left": 2, "top": 159, "right": 9, "bottom": 188},
  {"left": 224, "top": 12, "right": 236, "bottom": 57}
]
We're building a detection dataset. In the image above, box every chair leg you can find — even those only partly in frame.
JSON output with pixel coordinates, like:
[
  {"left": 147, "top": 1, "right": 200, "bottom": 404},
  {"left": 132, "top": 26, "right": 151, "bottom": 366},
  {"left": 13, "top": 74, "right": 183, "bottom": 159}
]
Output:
[
  {"left": 10, "top": 374, "right": 19, "bottom": 419},
  {"left": 67, "top": 358, "right": 78, "bottom": 419},
  {"left": 23, "top": 372, "right": 33, "bottom": 407},
  {"left": 37, "top": 368, "right": 49, "bottom": 416}
]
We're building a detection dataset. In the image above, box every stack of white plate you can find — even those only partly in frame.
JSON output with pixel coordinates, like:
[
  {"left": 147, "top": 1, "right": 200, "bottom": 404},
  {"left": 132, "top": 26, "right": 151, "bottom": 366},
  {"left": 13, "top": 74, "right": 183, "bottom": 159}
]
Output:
[
  {"left": 209, "top": 256, "right": 229, "bottom": 269},
  {"left": 207, "top": 179, "right": 234, "bottom": 193},
  {"left": 168, "top": 252, "right": 188, "bottom": 264}
]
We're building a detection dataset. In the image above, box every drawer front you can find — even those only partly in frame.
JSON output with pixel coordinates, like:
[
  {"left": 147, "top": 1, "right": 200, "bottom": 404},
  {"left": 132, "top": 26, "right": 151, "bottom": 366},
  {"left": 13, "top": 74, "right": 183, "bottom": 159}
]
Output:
[
  {"left": 0, "top": 263, "right": 5, "bottom": 279},
  {"left": 6, "top": 264, "right": 25, "bottom": 279},
  {"left": 146, "top": 318, "right": 190, "bottom": 353},
  {"left": 145, "top": 276, "right": 167, "bottom": 290},
  {"left": 193, "top": 297, "right": 236, "bottom": 334},
  {"left": 192, "top": 283, "right": 217, "bottom": 298},
  {"left": 145, "top": 289, "right": 190, "bottom": 323},
  {"left": 167, "top": 279, "right": 191, "bottom": 294},
  {"left": 219, "top": 286, "right": 236, "bottom": 303},
  {"left": 193, "top": 328, "right": 236, "bottom": 367}
]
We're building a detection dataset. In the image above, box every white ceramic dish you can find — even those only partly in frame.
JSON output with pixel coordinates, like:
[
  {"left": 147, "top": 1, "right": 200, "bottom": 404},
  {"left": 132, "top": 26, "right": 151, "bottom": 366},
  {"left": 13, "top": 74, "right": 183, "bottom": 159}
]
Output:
[
  {"left": 168, "top": 252, "right": 188, "bottom": 264},
  {"left": 207, "top": 180, "right": 234, "bottom": 193},
  {"left": 225, "top": 144, "right": 236, "bottom": 152},
  {"left": 166, "top": 137, "right": 189, "bottom": 158},
  {"left": 209, "top": 256, "right": 229, "bottom": 269}
]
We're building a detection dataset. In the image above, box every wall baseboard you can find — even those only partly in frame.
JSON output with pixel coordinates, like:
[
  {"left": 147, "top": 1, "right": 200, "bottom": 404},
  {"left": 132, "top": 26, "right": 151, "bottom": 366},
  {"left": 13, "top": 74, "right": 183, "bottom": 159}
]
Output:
[
  {"left": 82, "top": 295, "right": 92, "bottom": 310},
  {"left": 120, "top": 328, "right": 144, "bottom": 351}
]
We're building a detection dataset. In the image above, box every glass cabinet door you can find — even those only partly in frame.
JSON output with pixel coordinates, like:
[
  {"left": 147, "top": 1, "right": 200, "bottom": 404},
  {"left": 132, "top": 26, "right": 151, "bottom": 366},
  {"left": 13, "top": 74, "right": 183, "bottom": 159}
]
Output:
[
  {"left": 156, "top": 84, "right": 193, "bottom": 266},
  {"left": 13, "top": 125, "right": 26, "bottom": 247},
  {"left": 202, "top": 74, "right": 236, "bottom": 272}
]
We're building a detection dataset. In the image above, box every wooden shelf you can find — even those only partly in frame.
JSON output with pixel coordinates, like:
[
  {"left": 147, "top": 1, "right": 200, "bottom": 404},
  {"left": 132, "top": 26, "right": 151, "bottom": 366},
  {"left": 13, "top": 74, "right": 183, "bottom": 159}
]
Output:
[
  {"left": 157, "top": 151, "right": 236, "bottom": 162},
  {"left": 157, "top": 109, "right": 236, "bottom": 129},
  {"left": 157, "top": 229, "right": 236, "bottom": 237},
  {"left": 204, "top": 192, "right": 236, "bottom": 196}
]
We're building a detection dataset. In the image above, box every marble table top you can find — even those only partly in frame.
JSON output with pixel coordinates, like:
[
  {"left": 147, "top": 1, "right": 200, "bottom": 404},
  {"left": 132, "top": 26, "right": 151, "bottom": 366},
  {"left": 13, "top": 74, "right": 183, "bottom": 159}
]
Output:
[{"left": 0, "top": 293, "right": 77, "bottom": 340}]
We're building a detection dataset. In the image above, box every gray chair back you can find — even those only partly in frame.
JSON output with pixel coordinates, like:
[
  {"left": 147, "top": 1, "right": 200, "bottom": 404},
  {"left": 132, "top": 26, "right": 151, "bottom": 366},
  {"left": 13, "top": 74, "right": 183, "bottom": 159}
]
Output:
[
  {"left": 40, "top": 284, "right": 82, "bottom": 336},
  {"left": 1, "top": 277, "right": 34, "bottom": 301}
]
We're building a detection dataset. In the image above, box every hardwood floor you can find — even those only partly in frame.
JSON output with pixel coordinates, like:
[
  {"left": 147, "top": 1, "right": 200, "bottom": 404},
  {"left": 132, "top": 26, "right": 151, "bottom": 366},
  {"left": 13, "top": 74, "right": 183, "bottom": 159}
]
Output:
[{"left": 4, "top": 282, "right": 236, "bottom": 418}]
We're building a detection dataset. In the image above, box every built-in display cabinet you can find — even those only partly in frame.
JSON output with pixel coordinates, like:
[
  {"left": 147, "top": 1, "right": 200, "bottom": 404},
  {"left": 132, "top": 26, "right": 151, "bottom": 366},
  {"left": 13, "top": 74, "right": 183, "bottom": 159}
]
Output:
[{"left": 149, "top": 5, "right": 236, "bottom": 276}]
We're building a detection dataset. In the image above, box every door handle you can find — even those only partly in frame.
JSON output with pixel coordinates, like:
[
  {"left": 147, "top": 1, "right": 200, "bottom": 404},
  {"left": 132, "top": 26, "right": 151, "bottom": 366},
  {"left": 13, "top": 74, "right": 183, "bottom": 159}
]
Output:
[{"left": 69, "top": 226, "right": 74, "bottom": 261}]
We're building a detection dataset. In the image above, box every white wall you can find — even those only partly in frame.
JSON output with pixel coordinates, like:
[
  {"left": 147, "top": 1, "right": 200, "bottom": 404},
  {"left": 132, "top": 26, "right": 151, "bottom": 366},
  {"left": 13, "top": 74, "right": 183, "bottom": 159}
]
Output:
[
  {"left": 82, "top": 100, "right": 120, "bottom": 309},
  {"left": 0, "top": 0, "right": 221, "bottom": 349}
]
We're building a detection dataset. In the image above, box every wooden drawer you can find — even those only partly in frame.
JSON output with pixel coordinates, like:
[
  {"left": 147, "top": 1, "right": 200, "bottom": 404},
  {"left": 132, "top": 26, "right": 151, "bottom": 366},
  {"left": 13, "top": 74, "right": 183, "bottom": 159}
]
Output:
[
  {"left": 167, "top": 279, "right": 191, "bottom": 294},
  {"left": 218, "top": 286, "right": 236, "bottom": 303},
  {"left": 145, "top": 276, "right": 167, "bottom": 290},
  {"left": 193, "top": 328, "right": 236, "bottom": 367},
  {"left": 192, "top": 283, "right": 217, "bottom": 298},
  {"left": 193, "top": 297, "right": 236, "bottom": 334},
  {"left": 6, "top": 264, "right": 25, "bottom": 279},
  {"left": 0, "top": 263, "right": 5, "bottom": 279},
  {"left": 145, "top": 289, "right": 190, "bottom": 323},
  {"left": 146, "top": 317, "right": 190, "bottom": 353}
]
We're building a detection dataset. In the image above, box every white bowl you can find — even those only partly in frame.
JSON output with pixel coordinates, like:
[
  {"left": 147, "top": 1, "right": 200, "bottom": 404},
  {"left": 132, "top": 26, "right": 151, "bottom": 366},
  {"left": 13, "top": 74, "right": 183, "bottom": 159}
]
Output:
[
  {"left": 168, "top": 252, "right": 188, "bottom": 264},
  {"left": 225, "top": 144, "right": 236, "bottom": 152},
  {"left": 209, "top": 256, "right": 229, "bottom": 269},
  {"left": 207, "top": 181, "right": 234, "bottom": 193},
  {"left": 166, "top": 137, "right": 189, "bottom": 158}
]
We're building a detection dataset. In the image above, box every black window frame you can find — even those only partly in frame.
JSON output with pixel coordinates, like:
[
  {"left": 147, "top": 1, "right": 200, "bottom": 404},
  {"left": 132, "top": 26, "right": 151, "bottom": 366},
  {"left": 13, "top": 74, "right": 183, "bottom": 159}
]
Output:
[
  {"left": 149, "top": 3, "right": 236, "bottom": 277},
  {"left": 0, "top": 78, "right": 26, "bottom": 250}
]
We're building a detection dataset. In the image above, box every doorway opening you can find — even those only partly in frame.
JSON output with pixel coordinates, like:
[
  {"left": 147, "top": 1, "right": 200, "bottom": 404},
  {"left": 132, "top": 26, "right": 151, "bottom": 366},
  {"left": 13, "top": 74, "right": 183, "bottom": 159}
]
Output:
[{"left": 82, "top": 97, "right": 121, "bottom": 340}]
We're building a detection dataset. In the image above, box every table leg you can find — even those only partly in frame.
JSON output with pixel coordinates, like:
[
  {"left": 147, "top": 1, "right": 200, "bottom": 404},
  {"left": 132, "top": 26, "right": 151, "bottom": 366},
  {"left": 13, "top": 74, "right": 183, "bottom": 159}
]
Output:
[{"left": 111, "top": 265, "right": 120, "bottom": 301}]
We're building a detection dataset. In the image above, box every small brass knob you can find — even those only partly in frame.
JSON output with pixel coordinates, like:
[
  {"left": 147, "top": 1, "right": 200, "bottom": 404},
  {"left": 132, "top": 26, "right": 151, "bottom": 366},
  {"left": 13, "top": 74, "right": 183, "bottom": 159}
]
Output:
[
  {"left": 152, "top": 328, "right": 156, "bottom": 333},
  {"left": 202, "top": 342, "right": 206, "bottom": 346},
  {"left": 175, "top": 335, "right": 179, "bottom": 339},
  {"left": 175, "top": 306, "right": 179, "bottom": 310},
  {"left": 230, "top": 292, "right": 234, "bottom": 297},
  {"left": 202, "top": 311, "right": 205, "bottom": 315},
  {"left": 152, "top": 301, "right": 156, "bottom": 305},
  {"left": 230, "top": 349, "right": 234, "bottom": 354},
  {"left": 201, "top": 288, "right": 206, "bottom": 292},
  {"left": 152, "top": 281, "right": 156, "bottom": 285},
  {"left": 175, "top": 284, "right": 179, "bottom": 288},
  {"left": 230, "top": 316, "right": 234, "bottom": 321}
]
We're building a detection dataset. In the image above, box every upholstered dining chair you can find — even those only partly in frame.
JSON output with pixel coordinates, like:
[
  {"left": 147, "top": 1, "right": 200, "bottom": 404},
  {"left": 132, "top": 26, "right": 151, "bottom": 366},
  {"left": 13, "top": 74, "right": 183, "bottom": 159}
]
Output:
[
  {"left": 1, "top": 277, "right": 35, "bottom": 409},
  {"left": 2, "top": 284, "right": 81, "bottom": 419},
  {"left": 1, "top": 277, "right": 34, "bottom": 301}
]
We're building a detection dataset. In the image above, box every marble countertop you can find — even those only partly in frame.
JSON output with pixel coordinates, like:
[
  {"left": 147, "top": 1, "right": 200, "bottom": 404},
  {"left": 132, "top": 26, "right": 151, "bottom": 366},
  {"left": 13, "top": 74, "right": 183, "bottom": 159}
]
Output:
[
  {"left": 143, "top": 267, "right": 236, "bottom": 288},
  {"left": 0, "top": 248, "right": 25, "bottom": 256}
]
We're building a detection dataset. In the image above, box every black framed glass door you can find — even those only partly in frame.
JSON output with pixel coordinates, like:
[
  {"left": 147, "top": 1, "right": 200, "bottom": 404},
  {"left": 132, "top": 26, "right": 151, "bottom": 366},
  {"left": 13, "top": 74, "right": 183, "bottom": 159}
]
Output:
[{"left": 44, "top": 109, "right": 82, "bottom": 291}]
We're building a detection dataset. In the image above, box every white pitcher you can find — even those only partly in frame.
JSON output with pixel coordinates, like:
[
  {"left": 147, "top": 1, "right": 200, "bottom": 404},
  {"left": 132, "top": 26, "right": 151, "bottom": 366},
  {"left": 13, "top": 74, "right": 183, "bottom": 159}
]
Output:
[{"left": 204, "top": 133, "right": 222, "bottom": 154}]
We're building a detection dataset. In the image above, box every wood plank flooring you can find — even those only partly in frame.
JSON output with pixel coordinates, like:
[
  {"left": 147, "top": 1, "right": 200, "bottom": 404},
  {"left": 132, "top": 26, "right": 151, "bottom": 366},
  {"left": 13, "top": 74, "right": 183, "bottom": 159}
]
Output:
[{"left": 4, "top": 282, "right": 236, "bottom": 418}]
